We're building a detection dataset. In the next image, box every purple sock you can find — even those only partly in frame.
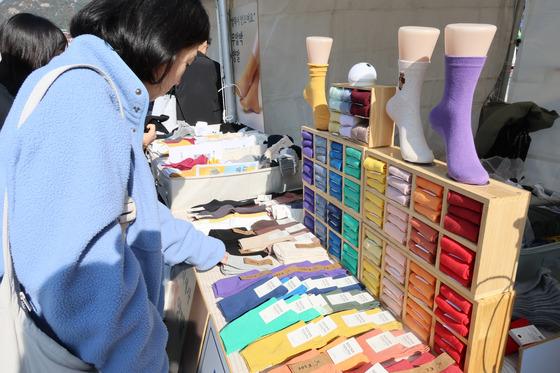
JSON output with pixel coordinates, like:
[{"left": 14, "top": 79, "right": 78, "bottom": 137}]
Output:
[{"left": 429, "top": 55, "right": 489, "bottom": 185}]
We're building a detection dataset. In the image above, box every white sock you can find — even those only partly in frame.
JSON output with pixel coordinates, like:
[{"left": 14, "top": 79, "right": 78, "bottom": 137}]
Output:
[{"left": 386, "top": 60, "right": 434, "bottom": 163}]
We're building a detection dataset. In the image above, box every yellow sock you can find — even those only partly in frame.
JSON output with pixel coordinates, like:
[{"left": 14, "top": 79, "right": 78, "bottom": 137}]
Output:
[{"left": 303, "top": 63, "right": 330, "bottom": 130}]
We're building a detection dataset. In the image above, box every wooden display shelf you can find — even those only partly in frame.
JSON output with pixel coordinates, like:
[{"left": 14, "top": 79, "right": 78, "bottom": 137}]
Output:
[
  {"left": 330, "top": 83, "right": 396, "bottom": 148},
  {"left": 362, "top": 146, "right": 530, "bottom": 300},
  {"left": 302, "top": 126, "right": 529, "bottom": 372}
]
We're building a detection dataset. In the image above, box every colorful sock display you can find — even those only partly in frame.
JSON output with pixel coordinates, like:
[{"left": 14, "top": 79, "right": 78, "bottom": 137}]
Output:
[
  {"left": 429, "top": 55, "right": 489, "bottom": 185},
  {"left": 386, "top": 60, "right": 434, "bottom": 163},
  {"left": 304, "top": 63, "right": 330, "bottom": 130}
]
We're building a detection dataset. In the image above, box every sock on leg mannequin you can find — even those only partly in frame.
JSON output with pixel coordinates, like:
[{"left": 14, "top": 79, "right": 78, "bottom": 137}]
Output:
[
  {"left": 240, "top": 65, "right": 261, "bottom": 113},
  {"left": 303, "top": 63, "right": 330, "bottom": 130},
  {"left": 386, "top": 60, "right": 434, "bottom": 163},
  {"left": 429, "top": 55, "right": 488, "bottom": 185}
]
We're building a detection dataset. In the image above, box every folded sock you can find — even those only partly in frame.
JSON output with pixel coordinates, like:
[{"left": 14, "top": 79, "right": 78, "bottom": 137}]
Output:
[
  {"left": 443, "top": 213, "right": 480, "bottom": 242},
  {"left": 448, "top": 204, "right": 482, "bottom": 225},
  {"left": 384, "top": 221, "right": 407, "bottom": 245},
  {"left": 413, "top": 203, "right": 441, "bottom": 223},
  {"left": 413, "top": 188, "right": 443, "bottom": 211},
  {"left": 410, "top": 217, "right": 439, "bottom": 242},
  {"left": 350, "top": 103, "right": 370, "bottom": 117},
  {"left": 440, "top": 236, "right": 475, "bottom": 264},
  {"left": 447, "top": 190, "right": 483, "bottom": 213},
  {"left": 387, "top": 175, "right": 412, "bottom": 195},
  {"left": 410, "top": 227, "right": 437, "bottom": 255},
  {"left": 416, "top": 176, "right": 444, "bottom": 197},
  {"left": 439, "top": 284, "right": 472, "bottom": 314},
  {"left": 351, "top": 89, "right": 372, "bottom": 106},
  {"left": 363, "top": 157, "right": 387, "bottom": 173},
  {"left": 408, "top": 240, "right": 436, "bottom": 264},
  {"left": 386, "top": 186, "right": 410, "bottom": 207},
  {"left": 440, "top": 251, "right": 473, "bottom": 282},
  {"left": 388, "top": 165, "right": 412, "bottom": 183}
]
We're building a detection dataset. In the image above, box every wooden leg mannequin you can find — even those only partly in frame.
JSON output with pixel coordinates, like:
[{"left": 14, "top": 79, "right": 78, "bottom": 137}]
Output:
[
  {"left": 386, "top": 26, "right": 440, "bottom": 164},
  {"left": 429, "top": 23, "right": 496, "bottom": 185},
  {"left": 303, "top": 36, "right": 333, "bottom": 130}
]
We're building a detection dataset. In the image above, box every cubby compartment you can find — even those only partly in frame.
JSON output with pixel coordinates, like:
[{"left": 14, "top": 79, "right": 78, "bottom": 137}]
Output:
[{"left": 315, "top": 135, "right": 327, "bottom": 164}]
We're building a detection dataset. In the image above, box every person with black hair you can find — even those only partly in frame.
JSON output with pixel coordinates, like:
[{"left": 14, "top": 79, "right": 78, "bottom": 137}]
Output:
[
  {"left": 0, "top": 0, "right": 226, "bottom": 371},
  {"left": 0, "top": 13, "right": 67, "bottom": 128},
  {"left": 175, "top": 39, "right": 224, "bottom": 125}
]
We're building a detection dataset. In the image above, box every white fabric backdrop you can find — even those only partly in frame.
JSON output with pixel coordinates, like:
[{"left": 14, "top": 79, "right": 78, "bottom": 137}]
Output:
[{"left": 507, "top": 0, "right": 560, "bottom": 192}]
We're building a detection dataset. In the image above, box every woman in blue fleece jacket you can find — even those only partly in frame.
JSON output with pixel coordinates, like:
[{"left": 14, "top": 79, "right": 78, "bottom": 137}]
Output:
[{"left": 0, "top": 0, "right": 227, "bottom": 371}]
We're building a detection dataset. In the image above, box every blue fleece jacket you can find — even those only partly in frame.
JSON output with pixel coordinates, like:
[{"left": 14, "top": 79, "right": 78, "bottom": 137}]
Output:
[{"left": 0, "top": 35, "right": 225, "bottom": 372}]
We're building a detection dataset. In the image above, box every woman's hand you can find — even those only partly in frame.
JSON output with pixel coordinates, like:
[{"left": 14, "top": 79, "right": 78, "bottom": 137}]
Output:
[
  {"left": 143, "top": 124, "right": 156, "bottom": 149},
  {"left": 220, "top": 252, "right": 229, "bottom": 264}
]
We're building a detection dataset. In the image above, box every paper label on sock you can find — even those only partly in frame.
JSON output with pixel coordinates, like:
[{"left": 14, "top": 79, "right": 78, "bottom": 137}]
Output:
[
  {"left": 384, "top": 287, "right": 396, "bottom": 298},
  {"left": 268, "top": 230, "right": 290, "bottom": 240},
  {"left": 334, "top": 276, "right": 358, "bottom": 288},
  {"left": 294, "top": 232, "right": 315, "bottom": 242},
  {"left": 353, "top": 292, "right": 375, "bottom": 305},
  {"left": 316, "top": 316, "right": 338, "bottom": 337},
  {"left": 286, "top": 323, "right": 320, "bottom": 348},
  {"left": 363, "top": 363, "right": 390, "bottom": 373},
  {"left": 313, "top": 277, "right": 337, "bottom": 289},
  {"left": 302, "top": 278, "right": 316, "bottom": 290},
  {"left": 283, "top": 277, "right": 303, "bottom": 292},
  {"left": 326, "top": 292, "right": 354, "bottom": 305},
  {"left": 411, "top": 308, "right": 427, "bottom": 323},
  {"left": 509, "top": 325, "right": 546, "bottom": 346},
  {"left": 369, "top": 310, "right": 396, "bottom": 325},
  {"left": 287, "top": 353, "right": 332, "bottom": 373},
  {"left": 309, "top": 294, "right": 329, "bottom": 309},
  {"left": 257, "top": 194, "right": 272, "bottom": 202},
  {"left": 289, "top": 297, "right": 314, "bottom": 314},
  {"left": 326, "top": 338, "right": 363, "bottom": 365},
  {"left": 254, "top": 277, "right": 282, "bottom": 298},
  {"left": 366, "top": 331, "right": 399, "bottom": 353},
  {"left": 272, "top": 205, "right": 292, "bottom": 220},
  {"left": 259, "top": 299, "right": 290, "bottom": 324},
  {"left": 243, "top": 258, "right": 273, "bottom": 266},
  {"left": 342, "top": 311, "right": 371, "bottom": 327},
  {"left": 417, "top": 231, "right": 430, "bottom": 241},
  {"left": 397, "top": 332, "right": 422, "bottom": 348},
  {"left": 285, "top": 223, "right": 306, "bottom": 233}
]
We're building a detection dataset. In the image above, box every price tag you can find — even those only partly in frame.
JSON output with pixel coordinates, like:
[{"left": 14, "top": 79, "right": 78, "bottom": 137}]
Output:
[
  {"left": 353, "top": 292, "right": 375, "bottom": 304},
  {"left": 316, "top": 316, "right": 338, "bottom": 337},
  {"left": 268, "top": 230, "right": 290, "bottom": 240},
  {"left": 309, "top": 294, "right": 328, "bottom": 309},
  {"left": 397, "top": 332, "right": 422, "bottom": 348},
  {"left": 366, "top": 331, "right": 399, "bottom": 353},
  {"left": 290, "top": 297, "right": 314, "bottom": 314},
  {"left": 283, "top": 277, "right": 303, "bottom": 292},
  {"left": 342, "top": 311, "right": 371, "bottom": 328},
  {"left": 363, "top": 363, "right": 389, "bottom": 373},
  {"left": 294, "top": 232, "right": 315, "bottom": 242},
  {"left": 326, "top": 292, "right": 353, "bottom": 305},
  {"left": 369, "top": 311, "right": 396, "bottom": 325},
  {"left": 254, "top": 277, "right": 282, "bottom": 298},
  {"left": 326, "top": 338, "right": 363, "bottom": 365},
  {"left": 314, "top": 277, "right": 336, "bottom": 289},
  {"left": 259, "top": 299, "right": 290, "bottom": 324},
  {"left": 285, "top": 223, "right": 306, "bottom": 233},
  {"left": 286, "top": 323, "right": 320, "bottom": 348},
  {"left": 334, "top": 276, "right": 358, "bottom": 288},
  {"left": 508, "top": 325, "right": 546, "bottom": 346}
]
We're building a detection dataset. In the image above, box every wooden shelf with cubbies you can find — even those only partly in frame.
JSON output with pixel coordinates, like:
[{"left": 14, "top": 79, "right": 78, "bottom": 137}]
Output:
[
  {"left": 362, "top": 146, "right": 530, "bottom": 300},
  {"left": 329, "top": 83, "right": 396, "bottom": 148}
]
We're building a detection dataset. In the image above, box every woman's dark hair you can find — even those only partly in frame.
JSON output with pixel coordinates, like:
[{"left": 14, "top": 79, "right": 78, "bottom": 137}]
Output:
[
  {"left": 70, "top": 0, "right": 210, "bottom": 85},
  {"left": 0, "top": 13, "right": 68, "bottom": 96}
]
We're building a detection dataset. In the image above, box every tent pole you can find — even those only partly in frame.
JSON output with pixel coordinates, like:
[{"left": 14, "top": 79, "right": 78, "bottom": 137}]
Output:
[{"left": 216, "top": 0, "right": 237, "bottom": 124}]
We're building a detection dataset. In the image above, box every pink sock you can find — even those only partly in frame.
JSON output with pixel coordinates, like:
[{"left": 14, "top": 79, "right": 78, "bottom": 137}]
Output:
[{"left": 429, "top": 55, "right": 489, "bottom": 185}]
